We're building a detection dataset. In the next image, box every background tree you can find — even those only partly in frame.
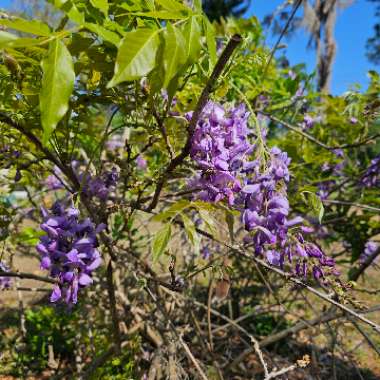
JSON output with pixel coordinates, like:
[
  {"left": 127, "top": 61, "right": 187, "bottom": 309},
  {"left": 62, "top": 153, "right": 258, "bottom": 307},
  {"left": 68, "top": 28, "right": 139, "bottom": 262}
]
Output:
[
  {"left": 265, "top": 0, "right": 353, "bottom": 93},
  {"left": 202, "top": 0, "right": 250, "bottom": 21},
  {"left": 366, "top": 0, "right": 380, "bottom": 65}
]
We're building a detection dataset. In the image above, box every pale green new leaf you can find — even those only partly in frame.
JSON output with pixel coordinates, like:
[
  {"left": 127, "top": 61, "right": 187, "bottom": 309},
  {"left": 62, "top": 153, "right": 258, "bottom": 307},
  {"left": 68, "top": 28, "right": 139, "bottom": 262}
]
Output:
[
  {"left": 302, "top": 191, "right": 325, "bottom": 224},
  {"left": 155, "top": 0, "right": 190, "bottom": 13},
  {"left": 204, "top": 16, "right": 217, "bottom": 68},
  {"left": 225, "top": 210, "right": 234, "bottom": 242},
  {"left": 130, "top": 11, "right": 188, "bottom": 19},
  {"left": 40, "top": 39, "right": 75, "bottom": 144},
  {"left": 85, "top": 23, "right": 120, "bottom": 45},
  {"left": 152, "top": 200, "right": 190, "bottom": 222},
  {"left": 107, "top": 28, "right": 159, "bottom": 87},
  {"left": 152, "top": 223, "right": 172, "bottom": 261},
  {"left": 53, "top": 0, "right": 84, "bottom": 25},
  {"left": 163, "top": 23, "right": 186, "bottom": 88},
  {"left": 193, "top": 0, "right": 202, "bottom": 12},
  {"left": 0, "top": 31, "right": 18, "bottom": 49},
  {"left": 183, "top": 16, "right": 201, "bottom": 64},
  {"left": 90, "top": 0, "right": 109, "bottom": 16},
  {"left": 198, "top": 208, "right": 217, "bottom": 236},
  {"left": 0, "top": 18, "right": 51, "bottom": 36},
  {"left": 181, "top": 213, "right": 200, "bottom": 253}
]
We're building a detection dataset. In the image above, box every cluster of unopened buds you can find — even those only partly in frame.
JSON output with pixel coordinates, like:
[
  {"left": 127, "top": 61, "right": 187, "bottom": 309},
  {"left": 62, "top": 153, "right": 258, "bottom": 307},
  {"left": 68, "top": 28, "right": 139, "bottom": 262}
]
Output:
[
  {"left": 190, "top": 101, "right": 337, "bottom": 280},
  {"left": 37, "top": 201, "right": 104, "bottom": 304}
]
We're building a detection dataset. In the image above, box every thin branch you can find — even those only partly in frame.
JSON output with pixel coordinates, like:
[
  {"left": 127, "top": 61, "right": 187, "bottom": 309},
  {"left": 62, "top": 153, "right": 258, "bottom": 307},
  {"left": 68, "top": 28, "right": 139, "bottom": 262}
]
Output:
[
  {"left": 323, "top": 199, "right": 380, "bottom": 213},
  {"left": 0, "top": 270, "right": 57, "bottom": 284},
  {"left": 265, "top": 113, "right": 331, "bottom": 150},
  {"left": 262, "top": 0, "right": 303, "bottom": 77},
  {"left": 145, "top": 34, "right": 242, "bottom": 212}
]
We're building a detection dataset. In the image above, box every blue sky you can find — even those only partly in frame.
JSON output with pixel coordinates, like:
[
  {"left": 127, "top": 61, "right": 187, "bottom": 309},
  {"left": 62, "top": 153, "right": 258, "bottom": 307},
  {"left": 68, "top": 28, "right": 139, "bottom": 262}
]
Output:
[
  {"left": 0, "top": 0, "right": 378, "bottom": 94},
  {"left": 247, "top": 1, "right": 378, "bottom": 94}
]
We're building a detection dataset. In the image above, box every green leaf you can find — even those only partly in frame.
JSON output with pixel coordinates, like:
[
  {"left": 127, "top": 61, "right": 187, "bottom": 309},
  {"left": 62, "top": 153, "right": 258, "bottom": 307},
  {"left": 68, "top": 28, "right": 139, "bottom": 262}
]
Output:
[
  {"left": 183, "top": 16, "right": 201, "bottom": 64},
  {"left": 0, "top": 31, "right": 18, "bottom": 48},
  {"left": 85, "top": 23, "right": 120, "bottom": 45},
  {"left": 225, "top": 211, "right": 234, "bottom": 242},
  {"left": 302, "top": 191, "right": 324, "bottom": 224},
  {"left": 90, "top": 0, "right": 109, "bottom": 16},
  {"left": 198, "top": 208, "right": 217, "bottom": 236},
  {"left": 53, "top": 0, "right": 84, "bottom": 25},
  {"left": 204, "top": 17, "right": 216, "bottom": 68},
  {"left": 155, "top": 0, "right": 190, "bottom": 13},
  {"left": 163, "top": 23, "right": 186, "bottom": 88},
  {"left": 107, "top": 28, "right": 160, "bottom": 87},
  {"left": 40, "top": 39, "right": 75, "bottom": 144},
  {"left": 130, "top": 11, "right": 188, "bottom": 19},
  {"left": 152, "top": 223, "right": 172, "bottom": 261},
  {"left": 181, "top": 213, "right": 200, "bottom": 253},
  {"left": 0, "top": 18, "right": 51, "bottom": 36},
  {"left": 152, "top": 200, "right": 190, "bottom": 222},
  {"left": 193, "top": 0, "right": 202, "bottom": 12}
]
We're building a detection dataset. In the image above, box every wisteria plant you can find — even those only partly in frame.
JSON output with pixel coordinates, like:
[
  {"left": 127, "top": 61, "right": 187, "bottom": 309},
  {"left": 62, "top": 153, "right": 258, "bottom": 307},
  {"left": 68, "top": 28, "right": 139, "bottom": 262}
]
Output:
[{"left": 0, "top": 0, "right": 379, "bottom": 378}]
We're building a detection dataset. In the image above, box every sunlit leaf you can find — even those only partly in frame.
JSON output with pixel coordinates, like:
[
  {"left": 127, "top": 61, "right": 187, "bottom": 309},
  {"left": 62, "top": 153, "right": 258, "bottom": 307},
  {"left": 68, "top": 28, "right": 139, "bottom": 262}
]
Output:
[
  {"left": 152, "top": 200, "right": 190, "bottom": 222},
  {"left": 90, "top": 0, "right": 109, "bottom": 16},
  {"left": 129, "top": 11, "right": 188, "bottom": 19},
  {"left": 163, "top": 23, "right": 186, "bottom": 88},
  {"left": 85, "top": 23, "right": 120, "bottom": 45},
  {"left": 204, "top": 16, "right": 216, "bottom": 68},
  {"left": 155, "top": 0, "right": 190, "bottom": 13},
  {"left": 182, "top": 213, "right": 200, "bottom": 253},
  {"left": 0, "top": 18, "right": 51, "bottom": 36},
  {"left": 40, "top": 39, "right": 75, "bottom": 144},
  {"left": 302, "top": 191, "right": 325, "bottom": 224},
  {"left": 152, "top": 223, "right": 172, "bottom": 261},
  {"left": 183, "top": 16, "right": 201, "bottom": 64},
  {"left": 107, "top": 28, "right": 159, "bottom": 87}
]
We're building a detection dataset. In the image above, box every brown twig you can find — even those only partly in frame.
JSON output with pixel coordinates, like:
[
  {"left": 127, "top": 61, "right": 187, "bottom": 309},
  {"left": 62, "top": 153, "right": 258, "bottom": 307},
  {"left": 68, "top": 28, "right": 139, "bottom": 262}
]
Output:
[
  {"left": 0, "top": 270, "right": 57, "bottom": 284},
  {"left": 145, "top": 34, "right": 242, "bottom": 212}
]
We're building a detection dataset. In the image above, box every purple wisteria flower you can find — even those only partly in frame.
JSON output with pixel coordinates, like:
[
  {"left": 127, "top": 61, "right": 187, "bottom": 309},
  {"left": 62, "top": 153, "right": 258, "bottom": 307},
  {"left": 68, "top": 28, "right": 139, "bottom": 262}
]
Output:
[
  {"left": 361, "top": 155, "right": 380, "bottom": 188},
  {"left": 0, "top": 262, "right": 11, "bottom": 289},
  {"left": 188, "top": 101, "right": 336, "bottom": 281},
  {"left": 36, "top": 201, "right": 104, "bottom": 304},
  {"left": 189, "top": 101, "right": 253, "bottom": 206},
  {"left": 237, "top": 147, "right": 335, "bottom": 280},
  {"left": 301, "top": 115, "right": 321, "bottom": 130},
  {"left": 136, "top": 155, "right": 147, "bottom": 170},
  {"left": 359, "top": 241, "right": 379, "bottom": 263},
  {"left": 106, "top": 135, "right": 124, "bottom": 150},
  {"left": 73, "top": 163, "right": 118, "bottom": 201}
]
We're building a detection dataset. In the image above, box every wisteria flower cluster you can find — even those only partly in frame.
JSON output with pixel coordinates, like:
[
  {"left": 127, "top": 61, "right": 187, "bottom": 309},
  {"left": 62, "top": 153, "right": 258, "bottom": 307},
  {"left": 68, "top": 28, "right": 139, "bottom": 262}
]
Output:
[
  {"left": 190, "top": 101, "right": 337, "bottom": 280},
  {"left": 74, "top": 163, "right": 118, "bottom": 201},
  {"left": 0, "top": 261, "right": 11, "bottom": 289},
  {"left": 361, "top": 155, "right": 380, "bottom": 188},
  {"left": 189, "top": 102, "right": 253, "bottom": 205},
  {"left": 36, "top": 201, "right": 103, "bottom": 304}
]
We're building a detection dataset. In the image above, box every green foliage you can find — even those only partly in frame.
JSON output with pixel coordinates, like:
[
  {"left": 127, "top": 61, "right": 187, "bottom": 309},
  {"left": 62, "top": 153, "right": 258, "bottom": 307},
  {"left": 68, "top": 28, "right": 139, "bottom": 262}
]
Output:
[
  {"left": 152, "top": 222, "right": 172, "bottom": 260},
  {"left": 40, "top": 38, "right": 75, "bottom": 143}
]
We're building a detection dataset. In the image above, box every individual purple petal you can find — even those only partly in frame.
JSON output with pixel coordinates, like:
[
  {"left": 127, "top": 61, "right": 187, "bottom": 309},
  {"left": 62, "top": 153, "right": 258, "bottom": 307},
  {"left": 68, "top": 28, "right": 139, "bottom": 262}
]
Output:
[
  {"left": 78, "top": 273, "right": 93, "bottom": 286},
  {"left": 50, "top": 285, "right": 62, "bottom": 302}
]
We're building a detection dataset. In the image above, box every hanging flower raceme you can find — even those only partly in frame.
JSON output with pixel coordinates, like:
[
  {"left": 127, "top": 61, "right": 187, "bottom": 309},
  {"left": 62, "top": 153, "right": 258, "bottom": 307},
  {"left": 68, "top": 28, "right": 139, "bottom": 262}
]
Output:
[
  {"left": 72, "top": 162, "right": 119, "bottom": 201},
  {"left": 189, "top": 101, "right": 337, "bottom": 281},
  {"left": 0, "top": 262, "right": 11, "bottom": 289},
  {"left": 189, "top": 101, "right": 254, "bottom": 205},
  {"left": 36, "top": 201, "right": 104, "bottom": 304}
]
